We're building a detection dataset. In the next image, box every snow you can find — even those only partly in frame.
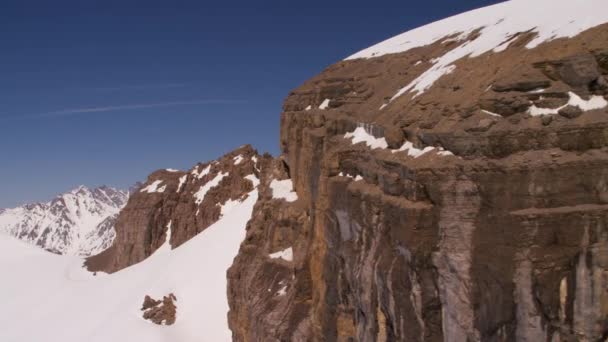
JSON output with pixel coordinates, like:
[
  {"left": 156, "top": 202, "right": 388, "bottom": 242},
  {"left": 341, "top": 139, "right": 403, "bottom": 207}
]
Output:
[
  {"left": 346, "top": 0, "right": 608, "bottom": 99},
  {"left": 437, "top": 150, "right": 455, "bottom": 157},
  {"left": 269, "top": 247, "right": 293, "bottom": 262},
  {"left": 394, "top": 142, "right": 435, "bottom": 158},
  {"left": 220, "top": 199, "right": 240, "bottom": 217},
  {"left": 319, "top": 99, "right": 331, "bottom": 110},
  {"left": 529, "top": 88, "right": 547, "bottom": 94},
  {"left": 219, "top": 176, "right": 258, "bottom": 217},
  {"left": 141, "top": 180, "right": 166, "bottom": 194},
  {"left": 338, "top": 172, "right": 364, "bottom": 182},
  {"left": 305, "top": 105, "right": 312, "bottom": 111},
  {"left": 277, "top": 285, "right": 287, "bottom": 296},
  {"left": 344, "top": 127, "right": 388, "bottom": 149},
  {"left": 166, "top": 169, "right": 180, "bottom": 172},
  {"left": 528, "top": 92, "right": 608, "bottom": 116},
  {"left": 568, "top": 92, "right": 608, "bottom": 111},
  {"left": 157, "top": 220, "right": 172, "bottom": 253},
  {"left": 269, "top": 179, "right": 298, "bottom": 202},
  {"left": 177, "top": 175, "right": 188, "bottom": 193},
  {"left": 194, "top": 172, "right": 228, "bottom": 205},
  {"left": 0, "top": 186, "right": 127, "bottom": 256},
  {"left": 393, "top": 141, "right": 454, "bottom": 158},
  {"left": 0, "top": 188, "right": 257, "bottom": 342},
  {"left": 191, "top": 165, "right": 211, "bottom": 180},
  {"left": 343, "top": 126, "right": 455, "bottom": 157},
  {"left": 482, "top": 109, "right": 502, "bottom": 117},
  {"left": 244, "top": 174, "right": 260, "bottom": 188},
  {"left": 233, "top": 155, "right": 244, "bottom": 165}
]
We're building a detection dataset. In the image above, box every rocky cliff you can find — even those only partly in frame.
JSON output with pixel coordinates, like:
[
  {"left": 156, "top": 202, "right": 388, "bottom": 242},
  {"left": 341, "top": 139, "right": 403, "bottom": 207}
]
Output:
[
  {"left": 86, "top": 145, "right": 266, "bottom": 273},
  {"left": 227, "top": 1, "right": 608, "bottom": 341}
]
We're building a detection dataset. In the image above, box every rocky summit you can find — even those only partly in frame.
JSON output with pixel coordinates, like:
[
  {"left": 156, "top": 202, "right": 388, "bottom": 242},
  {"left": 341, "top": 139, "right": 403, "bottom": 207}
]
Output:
[
  {"left": 2, "top": 0, "right": 608, "bottom": 341},
  {"left": 86, "top": 145, "right": 265, "bottom": 273}
]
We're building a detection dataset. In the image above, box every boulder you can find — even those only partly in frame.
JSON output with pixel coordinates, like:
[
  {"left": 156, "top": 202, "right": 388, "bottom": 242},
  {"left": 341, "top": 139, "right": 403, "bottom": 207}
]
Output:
[
  {"left": 558, "top": 105, "right": 584, "bottom": 119},
  {"left": 558, "top": 54, "right": 601, "bottom": 88},
  {"left": 141, "top": 293, "right": 177, "bottom": 325},
  {"left": 384, "top": 127, "right": 405, "bottom": 149}
]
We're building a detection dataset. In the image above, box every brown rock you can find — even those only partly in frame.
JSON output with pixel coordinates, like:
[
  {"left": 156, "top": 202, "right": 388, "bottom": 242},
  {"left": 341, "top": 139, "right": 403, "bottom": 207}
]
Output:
[
  {"left": 479, "top": 95, "right": 530, "bottom": 117},
  {"left": 557, "top": 54, "right": 601, "bottom": 88},
  {"left": 593, "top": 49, "right": 608, "bottom": 74},
  {"left": 476, "top": 118, "right": 496, "bottom": 132},
  {"left": 592, "top": 75, "right": 608, "bottom": 93},
  {"left": 86, "top": 145, "right": 266, "bottom": 273},
  {"left": 141, "top": 295, "right": 160, "bottom": 310},
  {"left": 384, "top": 127, "right": 405, "bottom": 149},
  {"left": 230, "top": 19, "right": 608, "bottom": 342},
  {"left": 534, "top": 96, "right": 568, "bottom": 109},
  {"left": 141, "top": 293, "right": 177, "bottom": 325},
  {"left": 558, "top": 105, "right": 584, "bottom": 119},
  {"left": 492, "top": 67, "right": 551, "bottom": 92}
]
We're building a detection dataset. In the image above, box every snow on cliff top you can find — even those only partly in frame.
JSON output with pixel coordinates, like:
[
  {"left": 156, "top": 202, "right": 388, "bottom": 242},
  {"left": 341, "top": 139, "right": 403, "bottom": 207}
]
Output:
[
  {"left": 347, "top": 0, "right": 608, "bottom": 60},
  {"left": 346, "top": 0, "right": 608, "bottom": 98}
]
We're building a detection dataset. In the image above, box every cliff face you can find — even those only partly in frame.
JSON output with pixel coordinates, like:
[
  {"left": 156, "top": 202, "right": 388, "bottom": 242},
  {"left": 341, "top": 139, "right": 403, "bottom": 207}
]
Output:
[
  {"left": 227, "top": 1, "right": 608, "bottom": 341},
  {"left": 86, "top": 145, "right": 265, "bottom": 273}
]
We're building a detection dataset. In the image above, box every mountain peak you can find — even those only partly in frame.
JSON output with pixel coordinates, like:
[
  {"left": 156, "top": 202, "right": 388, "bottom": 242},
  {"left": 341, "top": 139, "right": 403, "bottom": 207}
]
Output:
[{"left": 0, "top": 185, "right": 129, "bottom": 256}]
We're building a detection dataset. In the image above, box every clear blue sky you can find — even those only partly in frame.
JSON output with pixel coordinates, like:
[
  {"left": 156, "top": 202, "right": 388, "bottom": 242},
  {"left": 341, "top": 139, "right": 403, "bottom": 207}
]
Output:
[{"left": 0, "top": 0, "right": 503, "bottom": 207}]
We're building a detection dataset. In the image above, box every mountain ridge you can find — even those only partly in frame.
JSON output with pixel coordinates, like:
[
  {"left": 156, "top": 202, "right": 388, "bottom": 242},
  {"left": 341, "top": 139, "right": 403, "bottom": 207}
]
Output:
[{"left": 0, "top": 185, "right": 128, "bottom": 256}]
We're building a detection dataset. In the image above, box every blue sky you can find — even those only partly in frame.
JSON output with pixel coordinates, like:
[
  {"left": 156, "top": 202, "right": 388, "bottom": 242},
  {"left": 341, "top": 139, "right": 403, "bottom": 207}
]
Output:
[{"left": 0, "top": 0, "right": 503, "bottom": 207}]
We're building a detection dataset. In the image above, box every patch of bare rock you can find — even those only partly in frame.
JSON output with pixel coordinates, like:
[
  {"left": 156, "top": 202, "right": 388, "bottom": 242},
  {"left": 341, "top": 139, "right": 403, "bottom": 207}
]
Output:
[{"left": 141, "top": 294, "right": 177, "bottom": 325}]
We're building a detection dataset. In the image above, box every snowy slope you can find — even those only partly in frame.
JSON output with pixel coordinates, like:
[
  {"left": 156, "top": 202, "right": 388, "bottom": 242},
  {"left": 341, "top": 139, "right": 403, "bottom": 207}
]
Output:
[
  {"left": 0, "top": 186, "right": 128, "bottom": 256},
  {"left": 347, "top": 0, "right": 608, "bottom": 98},
  {"left": 0, "top": 188, "right": 257, "bottom": 342}
]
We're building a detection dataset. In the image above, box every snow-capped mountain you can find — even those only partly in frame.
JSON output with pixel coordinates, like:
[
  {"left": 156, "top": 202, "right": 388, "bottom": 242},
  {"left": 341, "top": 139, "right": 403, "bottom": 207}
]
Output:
[{"left": 0, "top": 186, "right": 128, "bottom": 256}]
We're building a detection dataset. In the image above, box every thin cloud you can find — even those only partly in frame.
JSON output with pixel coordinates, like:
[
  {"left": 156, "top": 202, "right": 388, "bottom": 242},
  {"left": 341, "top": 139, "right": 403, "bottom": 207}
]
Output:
[
  {"left": 7, "top": 99, "right": 243, "bottom": 121},
  {"left": 92, "top": 83, "right": 188, "bottom": 91}
]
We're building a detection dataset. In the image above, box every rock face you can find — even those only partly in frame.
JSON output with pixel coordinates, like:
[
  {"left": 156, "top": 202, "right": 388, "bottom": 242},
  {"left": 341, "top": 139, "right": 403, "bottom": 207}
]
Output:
[
  {"left": 141, "top": 294, "right": 178, "bottom": 325},
  {"left": 0, "top": 186, "right": 128, "bottom": 256},
  {"left": 86, "top": 145, "right": 265, "bottom": 273},
  {"left": 227, "top": 1, "right": 608, "bottom": 341}
]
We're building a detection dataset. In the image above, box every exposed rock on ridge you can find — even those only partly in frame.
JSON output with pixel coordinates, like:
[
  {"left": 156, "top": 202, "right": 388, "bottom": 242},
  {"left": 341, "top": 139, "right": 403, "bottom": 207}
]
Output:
[{"left": 86, "top": 145, "right": 266, "bottom": 273}]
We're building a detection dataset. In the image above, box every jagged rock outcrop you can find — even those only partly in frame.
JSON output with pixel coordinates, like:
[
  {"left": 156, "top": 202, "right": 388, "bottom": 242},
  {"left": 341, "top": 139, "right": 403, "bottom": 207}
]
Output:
[
  {"left": 141, "top": 294, "right": 178, "bottom": 325},
  {"left": 86, "top": 145, "right": 266, "bottom": 273},
  {"left": 228, "top": 1, "right": 608, "bottom": 341},
  {"left": 0, "top": 186, "right": 128, "bottom": 256}
]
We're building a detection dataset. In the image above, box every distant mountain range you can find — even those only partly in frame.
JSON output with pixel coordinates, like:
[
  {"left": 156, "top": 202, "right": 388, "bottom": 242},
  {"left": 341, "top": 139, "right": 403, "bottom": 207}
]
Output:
[{"left": 0, "top": 185, "right": 128, "bottom": 256}]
